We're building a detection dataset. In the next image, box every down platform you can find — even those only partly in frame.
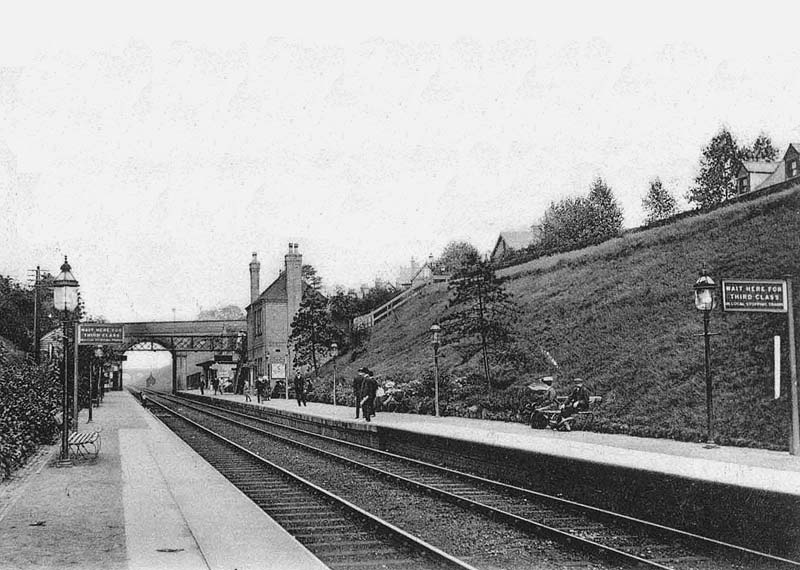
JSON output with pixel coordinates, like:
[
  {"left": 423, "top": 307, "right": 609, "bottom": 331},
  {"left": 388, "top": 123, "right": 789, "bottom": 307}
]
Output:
[{"left": 190, "top": 391, "right": 800, "bottom": 558}]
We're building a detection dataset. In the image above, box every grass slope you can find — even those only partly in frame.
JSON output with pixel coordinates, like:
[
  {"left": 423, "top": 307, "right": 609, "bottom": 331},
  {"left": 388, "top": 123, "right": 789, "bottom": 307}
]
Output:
[{"left": 323, "top": 186, "right": 800, "bottom": 449}]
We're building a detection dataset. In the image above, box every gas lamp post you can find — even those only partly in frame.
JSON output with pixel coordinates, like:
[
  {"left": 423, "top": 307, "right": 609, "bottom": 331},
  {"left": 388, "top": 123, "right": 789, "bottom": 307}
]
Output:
[
  {"left": 53, "top": 257, "right": 79, "bottom": 466},
  {"left": 430, "top": 324, "right": 441, "bottom": 417},
  {"left": 331, "top": 342, "right": 339, "bottom": 406},
  {"left": 694, "top": 269, "right": 718, "bottom": 447},
  {"left": 89, "top": 347, "right": 103, "bottom": 422}
]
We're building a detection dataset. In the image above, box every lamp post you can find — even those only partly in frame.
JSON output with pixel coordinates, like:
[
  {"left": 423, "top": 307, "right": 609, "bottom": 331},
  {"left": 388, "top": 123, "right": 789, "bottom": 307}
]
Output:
[
  {"left": 694, "top": 269, "right": 717, "bottom": 447},
  {"left": 430, "top": 324, "right": 441, "bottom": 417},
  {"left": 89, "top": 347, "right": 103, "bottom": 422},
  {"left": 331, "top": 342, "right": 339, "bottom": 406},
  {"left": 53, "top": 257, "right": 79, "bottom": 466}
]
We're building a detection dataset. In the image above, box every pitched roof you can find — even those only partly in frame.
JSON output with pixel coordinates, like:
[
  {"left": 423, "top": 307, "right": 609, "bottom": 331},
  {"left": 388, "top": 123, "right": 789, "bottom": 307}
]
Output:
[
  {"left": 740, "top": 161, "right": 779, "bottom": 174},
  {"left": 249, "top": 272, "right": 315, "bottom": 308},
  {"left": 498, "top": 229, "right": 540, "bottom": 250},
  {"left": 754, "top": 160, "right": 787, "bottom": 191},
  {"left": 259, "top": 271, "right": 287, "bottom": 302}
]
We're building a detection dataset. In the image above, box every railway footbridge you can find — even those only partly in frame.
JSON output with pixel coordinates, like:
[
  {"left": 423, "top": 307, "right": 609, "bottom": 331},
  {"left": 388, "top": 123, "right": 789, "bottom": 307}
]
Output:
[{"left": 111, "top": 319, "right": 247, "bottom": 392}]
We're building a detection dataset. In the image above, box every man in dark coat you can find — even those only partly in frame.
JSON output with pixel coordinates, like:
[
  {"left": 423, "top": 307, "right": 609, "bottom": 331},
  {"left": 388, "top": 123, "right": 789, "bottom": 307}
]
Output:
[
  {"left": 294, "top": 375, "right": 307, "bottom": 407},
  {"left": 352, "top": 369, "right": 365, "bottom": 419},
  {"left": 360, "top": 368, "right": 378, "bottom": 422},
  {"left": 255, "top": 377, "right": 264, "bottom": 403}
]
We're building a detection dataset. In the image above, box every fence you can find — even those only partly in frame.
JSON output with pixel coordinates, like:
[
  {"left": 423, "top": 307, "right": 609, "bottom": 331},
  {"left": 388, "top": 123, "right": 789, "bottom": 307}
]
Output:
[{"left": 352, "top": 263, "right": 448, "bottom": 330}]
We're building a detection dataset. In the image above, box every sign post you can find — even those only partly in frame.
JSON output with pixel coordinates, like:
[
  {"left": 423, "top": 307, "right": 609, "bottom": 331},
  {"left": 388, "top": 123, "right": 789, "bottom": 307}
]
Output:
[
  {"left": 786, "top": 279, "right": 799, "bottom": 456},
  {"left": 722, "top": 278, "right": 799, "bottom": 455}
]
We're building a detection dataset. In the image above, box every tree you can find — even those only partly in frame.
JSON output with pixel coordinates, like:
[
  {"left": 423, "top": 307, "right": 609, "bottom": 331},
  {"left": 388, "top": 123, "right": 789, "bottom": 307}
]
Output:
[
  {"left": 586, "top": 177, "right": 624, "bottom": 243},
  {"left": 289, "top": 283, "right": 336, "bottom": 377},
  {"left": 435, "top": 241, "right": 480, "bottom": 274},
  {"left": 688, "top": 129, "right": 781, "bottom": 208},
  {"left": 0, "top": 274, "right": 59, "bottom": 354},
  {"left": 741, "top": 133, "right": 778, "bottom": 162},
  {"left": 197, "top": 304, "right": 244, "bottom": 320},
  {"left": 440, "top": 257, "right": 517, "bottom": 388},
  {"left": 642, "top": 177, "right": 678, "bottom": 224},
  {"left": 538, "top": 177, "right": 623, "bottom": 253},
  {"left": 302, "top": 264, "right": 322, "bottom": 290}
]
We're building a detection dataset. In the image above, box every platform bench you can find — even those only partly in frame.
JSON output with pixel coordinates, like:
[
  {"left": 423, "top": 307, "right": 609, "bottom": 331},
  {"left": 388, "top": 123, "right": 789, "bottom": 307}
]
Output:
[{"left": 68, "top": 431, "right": 101, "bottom": 458}]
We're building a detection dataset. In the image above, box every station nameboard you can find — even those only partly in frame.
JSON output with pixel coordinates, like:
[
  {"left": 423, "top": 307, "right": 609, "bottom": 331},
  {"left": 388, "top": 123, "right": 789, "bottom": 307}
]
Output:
[
  {"left": 78, "top": 323, "right": 124, "bottom": 345},
  {"left": 721, "top": 279, "right": 788, "bottom": 313}
]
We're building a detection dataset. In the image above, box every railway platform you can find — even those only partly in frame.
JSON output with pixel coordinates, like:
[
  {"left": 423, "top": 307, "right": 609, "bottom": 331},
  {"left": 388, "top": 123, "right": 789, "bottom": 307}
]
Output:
[
  {"left": 0, "top": 390, "right": 327, "bottom": 570},
  {"left": 191, "top": 390, "right": 800, "bottom": 555},
  {"left": 205, "top": 391, "right": 800, "bottom": 496}
]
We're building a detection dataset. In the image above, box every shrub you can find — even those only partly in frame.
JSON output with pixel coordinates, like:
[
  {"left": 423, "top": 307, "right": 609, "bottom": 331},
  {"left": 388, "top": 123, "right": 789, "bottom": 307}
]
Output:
[{"left": 0, "top": 344, "right": 61, "bottom": 480}]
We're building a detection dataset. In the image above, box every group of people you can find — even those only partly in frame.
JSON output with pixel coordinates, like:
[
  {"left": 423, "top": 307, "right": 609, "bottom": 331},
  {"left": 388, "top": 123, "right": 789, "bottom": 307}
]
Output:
[
  {"left": 244, "top": 377, "right": 272, "bottom": 403},
  {"left": 529, "top": 376, "right": 590, "bottom": 431},
  {"left": 352, "top": 367, "right": 380, "bottom": 421}
]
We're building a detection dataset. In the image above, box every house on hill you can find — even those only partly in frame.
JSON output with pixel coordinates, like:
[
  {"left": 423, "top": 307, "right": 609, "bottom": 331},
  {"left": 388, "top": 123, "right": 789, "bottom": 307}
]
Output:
[
  {"left": 395, "top": 255, "right": 435, "bottom": 289},
  {"left": 490, "top": 228, "right": 541, "bottom": 263},
  {"left": 246, "top": 244, "right": 303, "bottom": 390},
  {"left": 736, "top": 161, "right": 779, "bottom": 195},
  {"left": 736, "top": 143, "right": 800, "bottom": 196}
]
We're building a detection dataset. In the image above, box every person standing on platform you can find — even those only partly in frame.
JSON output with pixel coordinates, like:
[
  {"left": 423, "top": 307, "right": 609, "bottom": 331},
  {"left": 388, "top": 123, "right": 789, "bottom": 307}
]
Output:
[
  {"left": 360, "top": 368, "right": 378, "bottom": 422},
  {"left": 211, "top": 376, "right": 220, "bottom": 396},
  {"left": 244, "top": 380, "right": 252, "bottom": 402},
  {"left": 352, "top": 369, "right": 365, "bottom": 419},
  {"left": 199, "top": 376, "right": 205, "bottom": 395},
  {"left": 255, "top": 377, "right": 263, "bottom": 403},
  {"left": 294, "top": 375, "right": 307, "bottom": 407}
]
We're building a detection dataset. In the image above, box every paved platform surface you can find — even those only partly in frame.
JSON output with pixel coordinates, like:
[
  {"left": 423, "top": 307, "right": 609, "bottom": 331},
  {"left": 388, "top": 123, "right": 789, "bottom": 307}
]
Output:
[
  {"left": 201, "top": 390, "right": 800, "bottom": 497},
  {"left": 0, "top": 391, "right": 327, "bottom": 570}
]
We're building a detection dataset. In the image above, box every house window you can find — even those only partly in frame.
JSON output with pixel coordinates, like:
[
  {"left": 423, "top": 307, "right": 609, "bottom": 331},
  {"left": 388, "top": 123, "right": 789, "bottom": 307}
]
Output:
[
  {"left": 255, "top": 307, "right": 263, "bottom": 336},
  {"left": 738, "top": 176, "right": 749, "bottom": 194},
  {"left": 789, "top": 160, "right": 799, "bottom": 179}
]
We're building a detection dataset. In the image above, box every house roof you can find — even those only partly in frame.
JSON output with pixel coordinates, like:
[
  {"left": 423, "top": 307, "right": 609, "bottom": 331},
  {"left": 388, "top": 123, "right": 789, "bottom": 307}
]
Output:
[
  {"left": 248, "top": 272, "right": 315, "bottom": 310},
  {"left": 260, "top": 271, "right": 288, "bottom": 303},
  {"left": 754, "top": 164, "right": 785, "bottom": 191},
  {"left": 740, "top": 161, "right": 778, "bottom": 174},
  {"left": 498, "top": 229, "right": 539, "bottom": 250}
]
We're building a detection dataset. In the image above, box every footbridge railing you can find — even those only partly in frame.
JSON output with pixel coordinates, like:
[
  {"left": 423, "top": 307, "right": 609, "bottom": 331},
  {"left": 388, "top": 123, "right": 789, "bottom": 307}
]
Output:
[{"left": 353, "top": 266, "right": 449, "bottom": 330}]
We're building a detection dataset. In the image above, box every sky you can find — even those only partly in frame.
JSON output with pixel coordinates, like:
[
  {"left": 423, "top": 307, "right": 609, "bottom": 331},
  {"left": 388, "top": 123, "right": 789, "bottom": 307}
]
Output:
[{"left": 2, "top": 1, "right": 800, "bottom": 323}]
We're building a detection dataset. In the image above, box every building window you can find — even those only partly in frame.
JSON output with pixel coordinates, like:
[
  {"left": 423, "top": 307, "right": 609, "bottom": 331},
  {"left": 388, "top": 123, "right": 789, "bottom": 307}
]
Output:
[
  {"left": 789, "top": 160, "right": 799, "bottom": 179},
  {"left": 255, "top": 307, "right": 263, "bottom": 336},
  {"left": 738, "top": 177, "right": 749, "bottom": 194}
]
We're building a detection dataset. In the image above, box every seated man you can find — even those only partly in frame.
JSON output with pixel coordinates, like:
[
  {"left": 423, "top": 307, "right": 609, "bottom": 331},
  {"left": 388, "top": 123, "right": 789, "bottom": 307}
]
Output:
[
  {"left": 529, "top": 376, "right": 558, "bottom": 428},
  {"left": 551, "top": 379, "right": 590, "bottom": 431}
]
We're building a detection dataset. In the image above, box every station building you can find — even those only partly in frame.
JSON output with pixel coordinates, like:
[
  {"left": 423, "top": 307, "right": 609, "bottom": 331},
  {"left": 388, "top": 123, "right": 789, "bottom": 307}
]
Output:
[{"left": 246, "top": 243, "right": 303, "bottom": 389}]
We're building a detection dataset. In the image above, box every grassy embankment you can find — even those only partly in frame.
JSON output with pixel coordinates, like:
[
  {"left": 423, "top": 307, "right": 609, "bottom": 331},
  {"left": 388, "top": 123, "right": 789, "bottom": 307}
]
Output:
[{"left": 317, "top": 186, "right": 800, "bottom": 450}]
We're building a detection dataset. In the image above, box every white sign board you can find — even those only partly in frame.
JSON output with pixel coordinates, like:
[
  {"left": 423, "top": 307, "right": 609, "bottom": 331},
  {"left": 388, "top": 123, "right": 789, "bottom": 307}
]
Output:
[{"left": 270, "top": 363, "right": 286, "bottom": 379}]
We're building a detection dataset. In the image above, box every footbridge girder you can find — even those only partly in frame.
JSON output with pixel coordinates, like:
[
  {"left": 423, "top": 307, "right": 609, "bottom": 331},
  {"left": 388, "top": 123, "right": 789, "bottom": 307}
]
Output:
[{"left": 112, "top": 320, "right": 247, "bottom": 392}]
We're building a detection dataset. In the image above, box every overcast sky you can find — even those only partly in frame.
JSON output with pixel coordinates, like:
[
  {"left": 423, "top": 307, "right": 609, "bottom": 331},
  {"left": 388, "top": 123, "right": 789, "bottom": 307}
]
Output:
[{"left": 2, "top": 1, "right": 800, "bottom": 323}]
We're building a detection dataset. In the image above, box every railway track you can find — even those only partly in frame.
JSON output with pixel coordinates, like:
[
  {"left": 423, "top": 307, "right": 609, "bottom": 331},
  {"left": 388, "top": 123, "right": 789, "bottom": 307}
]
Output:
[
  {"left": 145, "top": 391, "right": 800, "bottom": 570},
  {"left": 147, "top": 398, "right": 477, "bottom": 570}
]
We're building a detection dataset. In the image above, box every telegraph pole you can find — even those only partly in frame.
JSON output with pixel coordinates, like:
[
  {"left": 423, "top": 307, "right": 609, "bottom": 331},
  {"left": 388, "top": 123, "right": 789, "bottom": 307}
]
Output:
[{"left": 28, "top": 266, "right": 49, "bottom": 364}]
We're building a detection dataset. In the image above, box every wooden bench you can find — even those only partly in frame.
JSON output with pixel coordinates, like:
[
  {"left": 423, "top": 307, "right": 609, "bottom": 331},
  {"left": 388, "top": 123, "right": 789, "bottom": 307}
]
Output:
[
  {"left": 68, "top": 431, "right": 101, "bottom": 458},
  {"left": 537, "top": 395, "right": 603, "bottom": 431}
]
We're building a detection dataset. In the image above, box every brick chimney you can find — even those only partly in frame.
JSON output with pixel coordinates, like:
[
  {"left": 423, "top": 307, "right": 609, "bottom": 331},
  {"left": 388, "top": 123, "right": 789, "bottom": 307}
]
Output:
[
  {"left": 285, "top": 243, "right": 302, "bottom": 383},
  {"left": 249, "top": 252, "right": 260, "bottom": 304},
  {"left": 285, "top": 243, "right": 302, "bottom": 319}
]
